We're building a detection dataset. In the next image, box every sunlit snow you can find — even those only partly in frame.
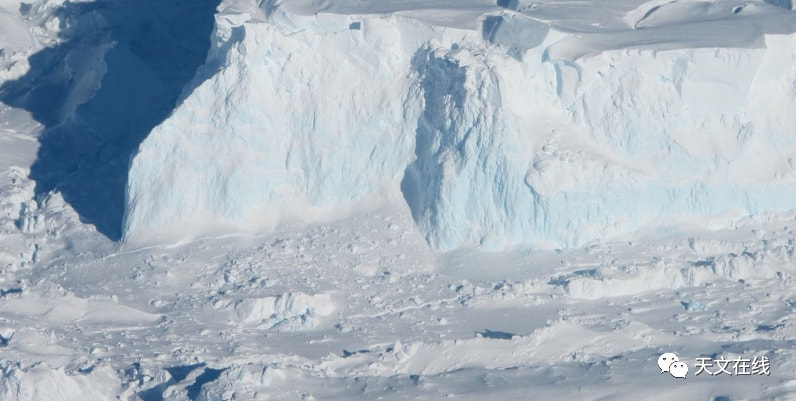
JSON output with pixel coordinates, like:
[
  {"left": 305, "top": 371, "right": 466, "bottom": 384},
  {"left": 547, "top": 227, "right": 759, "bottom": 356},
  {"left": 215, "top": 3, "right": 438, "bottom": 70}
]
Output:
[{"left": 1, "top": 0, "right": 796, "bottom": 400}]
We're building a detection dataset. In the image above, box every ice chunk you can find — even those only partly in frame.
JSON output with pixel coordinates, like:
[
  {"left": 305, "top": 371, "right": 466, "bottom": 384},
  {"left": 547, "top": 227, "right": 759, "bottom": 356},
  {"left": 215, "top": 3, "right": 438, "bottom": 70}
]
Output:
[
  {"left": 482, "top": 13, "right": 549, "bottom": 49},
  {"left": 229, "top": 292, "right": 335, "bottom": 329},
  {"left": 0, "top": 363, "right": 121, "bottom": 401}
]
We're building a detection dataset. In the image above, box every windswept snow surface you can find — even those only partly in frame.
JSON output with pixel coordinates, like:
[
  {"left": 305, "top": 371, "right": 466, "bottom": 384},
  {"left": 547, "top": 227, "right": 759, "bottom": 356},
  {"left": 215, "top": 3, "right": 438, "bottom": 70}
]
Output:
[
  {"left": 124, "top": 0, "right": 796, "bottom": 251},
  {"left": 4, "top": 0, "right": 796, "bottom": 401}
]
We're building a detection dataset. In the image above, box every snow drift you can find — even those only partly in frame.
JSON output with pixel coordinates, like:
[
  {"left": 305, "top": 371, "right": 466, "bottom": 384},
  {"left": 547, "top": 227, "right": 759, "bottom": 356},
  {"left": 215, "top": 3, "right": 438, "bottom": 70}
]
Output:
[{"left": 124, "top": 0, "right": 796, "bottom": 250}]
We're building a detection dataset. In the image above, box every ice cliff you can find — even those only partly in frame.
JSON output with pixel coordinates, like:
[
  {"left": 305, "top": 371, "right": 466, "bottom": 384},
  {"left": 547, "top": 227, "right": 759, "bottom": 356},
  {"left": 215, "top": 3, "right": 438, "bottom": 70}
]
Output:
[{"left": 123, "top": 0, "right": 796, "bottom": 250}]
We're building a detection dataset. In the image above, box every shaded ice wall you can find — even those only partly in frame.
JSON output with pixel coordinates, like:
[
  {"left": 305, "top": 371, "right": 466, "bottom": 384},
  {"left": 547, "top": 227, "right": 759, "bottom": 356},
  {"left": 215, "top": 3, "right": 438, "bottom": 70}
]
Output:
[{"left": 123, "top": 9, "right": 435, "bottom": 243}]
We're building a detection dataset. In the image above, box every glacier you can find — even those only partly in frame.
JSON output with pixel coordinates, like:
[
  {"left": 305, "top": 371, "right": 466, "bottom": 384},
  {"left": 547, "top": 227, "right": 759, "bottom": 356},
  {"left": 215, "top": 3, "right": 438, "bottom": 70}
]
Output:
[{"left": 123, "top": 0, "right": 796, "bottom": 250}]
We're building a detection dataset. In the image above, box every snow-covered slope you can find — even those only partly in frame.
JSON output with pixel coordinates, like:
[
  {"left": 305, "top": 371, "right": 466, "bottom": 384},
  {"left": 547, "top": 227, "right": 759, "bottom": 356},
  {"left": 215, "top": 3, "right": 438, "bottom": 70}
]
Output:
[{"left": 123, "top": 0, "right": 796, "bottom": 250}]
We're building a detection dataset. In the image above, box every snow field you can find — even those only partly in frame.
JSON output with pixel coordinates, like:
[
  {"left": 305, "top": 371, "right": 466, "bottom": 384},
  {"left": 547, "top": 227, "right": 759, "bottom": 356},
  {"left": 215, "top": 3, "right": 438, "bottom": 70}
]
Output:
[{"left": 4, "top": 205, "right": 796, "bottom": 400}]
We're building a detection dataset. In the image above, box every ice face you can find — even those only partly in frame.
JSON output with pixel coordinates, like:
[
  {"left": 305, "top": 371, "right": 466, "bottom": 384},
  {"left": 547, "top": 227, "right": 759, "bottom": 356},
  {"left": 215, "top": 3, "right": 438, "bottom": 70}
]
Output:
[
  {"left": 123, "top": 0, "right": 796, "bottom": 250},
  {"left": 122, "top": 13, "right": 433, "bottom": 244}
]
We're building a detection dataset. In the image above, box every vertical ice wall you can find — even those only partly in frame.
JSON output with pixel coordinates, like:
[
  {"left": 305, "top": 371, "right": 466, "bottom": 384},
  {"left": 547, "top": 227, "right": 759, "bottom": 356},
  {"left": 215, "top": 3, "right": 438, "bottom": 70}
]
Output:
[
  {"left": 123, "top": 8, "right": 439, "bottom": 243},
  {"left": 402, "top": 45, "right": 551, "bottom": 250},
  {"left": 404, "top": 34, "right": 796, "bottom": 250},
  {"left": 123, "top": 2, "right": 796, "bottom": 250}
]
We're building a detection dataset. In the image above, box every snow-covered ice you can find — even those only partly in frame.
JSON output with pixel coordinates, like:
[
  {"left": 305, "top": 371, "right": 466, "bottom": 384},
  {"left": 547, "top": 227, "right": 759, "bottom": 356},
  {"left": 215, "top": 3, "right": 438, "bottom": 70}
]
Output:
[
  {"left": 2, "top": 0, "right": 796, "bottom": 400},
  {"left": 124, "top": 0, "right": 796, "bottom": 251}
]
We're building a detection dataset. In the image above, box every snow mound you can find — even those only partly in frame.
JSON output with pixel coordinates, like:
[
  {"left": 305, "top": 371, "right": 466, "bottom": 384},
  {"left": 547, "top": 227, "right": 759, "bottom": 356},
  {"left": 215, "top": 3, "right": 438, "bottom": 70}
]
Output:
[
  {"left": 178, "top": 364, "right": 284, "bottom": 401},
  {"left": 0, "top": 362, "right": 121, "bottom": 401},
  {"left": 559, "top": 247, "right": 790, "bottom": 300},
  {"left": 125, "top": 0, "right": 796, "bottom": 250},
  {"left": 2, "top": 292, "right": 162, "bottom": 326},
  {"left": 225, "top": 292, "right": 335, "bottom": 329},
  {"left": 319, "top": 321, "right": 651, "bottom": 377}
]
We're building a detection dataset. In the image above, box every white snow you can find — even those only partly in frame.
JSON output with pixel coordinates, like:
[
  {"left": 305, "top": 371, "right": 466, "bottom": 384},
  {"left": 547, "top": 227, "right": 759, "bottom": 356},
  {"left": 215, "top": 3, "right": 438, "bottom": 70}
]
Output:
[
  {"left": 225, "top": 291, "right": 335, "bottom": 328},
  {"left": 0, "top": 363, "right": 121, "bottom": 401},
  {"left": 0, "top": 1, "right": 32, "bottom": 54}
]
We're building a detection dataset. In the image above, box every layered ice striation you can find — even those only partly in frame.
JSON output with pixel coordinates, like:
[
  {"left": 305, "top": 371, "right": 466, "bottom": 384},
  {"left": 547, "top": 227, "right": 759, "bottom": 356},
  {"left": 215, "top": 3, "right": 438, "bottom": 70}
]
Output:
[{"left": 124, "top": 0, "right": 796, "bottom": 250}]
